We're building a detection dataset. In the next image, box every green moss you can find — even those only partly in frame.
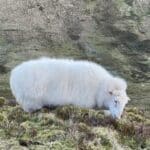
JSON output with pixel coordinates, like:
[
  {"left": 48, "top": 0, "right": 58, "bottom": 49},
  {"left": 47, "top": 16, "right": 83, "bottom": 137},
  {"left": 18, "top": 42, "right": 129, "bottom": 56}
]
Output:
[
  {"left": 0, "top": 97, "right": 149, "bottom": 149},
  {"left": 48, "top": 140, "right": 75, "bottom": 150},
  {"left": 7, "top": 106, "right": 29, "bottom": 123},
  {"left": 128, "top": 112, "right": 145, "bottom": 122},
  {"left": 55, "top": 105, "right": 77, "bottom": 120},
  {"left": 0, "top": 97, "right": 5, "bottom": 106},
  {"left": 0, "top": 114, "right": 4, "bottom": 121},
  {"left": 92, "top": 127, "right": 121, "bottom": 149},
  {"left": 77, "top": 123, "right": 91, "bottom": 133},
  {"left": 100, "top": 136, "right": 112, "bottom": 148},
  {"left": 37, "top": 129, "right": 66, "bottom": 141},
  {"left": 126, "top": 107, "right": 139, "bottom": 114},
  {"left": 121, "top": 136, "right": 137, "bottom": 149}
]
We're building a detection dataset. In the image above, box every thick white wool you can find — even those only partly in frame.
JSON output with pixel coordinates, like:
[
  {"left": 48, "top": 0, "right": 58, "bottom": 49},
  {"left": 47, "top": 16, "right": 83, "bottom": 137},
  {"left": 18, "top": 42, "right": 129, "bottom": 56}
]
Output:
[{"left": 10, "top": 57, "right": 129, "bottom": 118}]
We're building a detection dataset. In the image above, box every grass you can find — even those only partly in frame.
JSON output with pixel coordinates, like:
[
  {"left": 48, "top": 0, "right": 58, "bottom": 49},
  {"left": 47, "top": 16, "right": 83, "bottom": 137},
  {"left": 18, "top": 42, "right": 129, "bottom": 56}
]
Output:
[{"left": 0, "top": 97, "right": 149, "bottom": 149}]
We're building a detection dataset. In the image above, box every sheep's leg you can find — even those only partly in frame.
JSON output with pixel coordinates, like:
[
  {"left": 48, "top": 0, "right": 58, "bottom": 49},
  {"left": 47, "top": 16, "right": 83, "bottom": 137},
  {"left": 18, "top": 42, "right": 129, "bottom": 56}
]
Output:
[
  {"left": 23, "top": 106, "right": 35, "bottom": 113},
  {"left": 20, "top": 99, "right": 42, "bottom": 113}
]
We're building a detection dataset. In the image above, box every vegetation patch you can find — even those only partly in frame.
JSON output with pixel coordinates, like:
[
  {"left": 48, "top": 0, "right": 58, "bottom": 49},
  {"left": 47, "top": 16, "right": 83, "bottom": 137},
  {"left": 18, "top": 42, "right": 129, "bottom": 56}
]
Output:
[
  {"left": 0, "top": 97, "right": 5, "bottom": 106},
  {"left": 0, "top": 98, "right": 149, "bottom": 149}
]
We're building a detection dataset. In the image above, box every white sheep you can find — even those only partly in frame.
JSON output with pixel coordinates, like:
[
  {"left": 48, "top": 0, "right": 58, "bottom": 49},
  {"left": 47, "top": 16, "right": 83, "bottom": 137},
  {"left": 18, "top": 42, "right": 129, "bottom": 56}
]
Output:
[{"left": 10, "top": 57, "right": 130, "bottom": 119}]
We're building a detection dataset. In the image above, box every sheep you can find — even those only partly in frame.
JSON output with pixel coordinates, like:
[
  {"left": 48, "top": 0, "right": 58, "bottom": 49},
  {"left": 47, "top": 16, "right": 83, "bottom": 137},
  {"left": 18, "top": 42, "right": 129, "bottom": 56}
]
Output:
[{"left": 10, "top": 57, "right": 130, "bottom": 119}]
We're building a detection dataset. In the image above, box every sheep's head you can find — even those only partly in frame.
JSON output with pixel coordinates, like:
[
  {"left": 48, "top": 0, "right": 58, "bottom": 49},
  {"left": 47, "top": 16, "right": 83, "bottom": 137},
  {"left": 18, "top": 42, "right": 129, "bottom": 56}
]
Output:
[{"left": 105, "top": 77, "right": 130, "bottom": 119}]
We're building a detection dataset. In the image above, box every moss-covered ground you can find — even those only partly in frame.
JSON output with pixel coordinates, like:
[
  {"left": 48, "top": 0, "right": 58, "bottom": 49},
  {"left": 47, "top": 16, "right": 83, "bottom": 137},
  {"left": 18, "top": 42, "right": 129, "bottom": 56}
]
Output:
[{"left": 0, "top": 97, "right": 149, "bottom": 150}]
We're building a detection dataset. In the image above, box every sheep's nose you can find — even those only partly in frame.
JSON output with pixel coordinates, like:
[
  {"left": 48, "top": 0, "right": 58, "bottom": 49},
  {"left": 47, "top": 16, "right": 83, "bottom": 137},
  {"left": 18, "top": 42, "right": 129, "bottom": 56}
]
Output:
[{"left": 117, "top": 113, "right": 122, "bottom": 119}]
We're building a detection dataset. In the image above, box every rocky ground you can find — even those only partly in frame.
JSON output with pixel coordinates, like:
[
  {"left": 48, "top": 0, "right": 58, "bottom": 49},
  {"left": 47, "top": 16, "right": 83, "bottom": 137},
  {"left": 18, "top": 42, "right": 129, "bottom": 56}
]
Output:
[{"left": 0, "top": 97, "right": 150, "bottom": 150}]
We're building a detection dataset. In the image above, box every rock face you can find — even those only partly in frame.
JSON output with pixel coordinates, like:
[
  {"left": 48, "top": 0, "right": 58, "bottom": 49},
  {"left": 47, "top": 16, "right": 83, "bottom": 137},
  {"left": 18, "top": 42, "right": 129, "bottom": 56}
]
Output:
[{"left": 0, "top": 0, "right": 149, "bottom": 108}]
